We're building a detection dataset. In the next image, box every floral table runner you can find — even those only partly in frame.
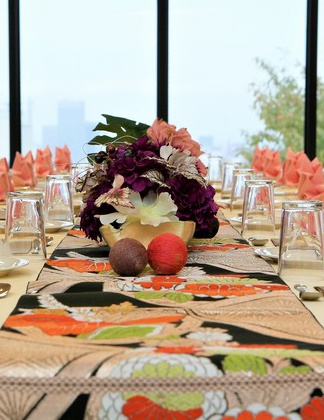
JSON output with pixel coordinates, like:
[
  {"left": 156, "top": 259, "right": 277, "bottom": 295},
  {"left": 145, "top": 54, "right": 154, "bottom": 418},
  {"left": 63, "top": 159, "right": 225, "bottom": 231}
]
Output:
[{"left": 0, "top": 215, "right": 324, "bottom": 419}]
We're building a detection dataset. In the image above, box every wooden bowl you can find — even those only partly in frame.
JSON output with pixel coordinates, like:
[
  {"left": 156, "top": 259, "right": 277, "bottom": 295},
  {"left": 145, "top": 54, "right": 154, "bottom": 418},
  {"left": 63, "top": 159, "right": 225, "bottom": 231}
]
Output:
[{"left": 99, "top": 221, "right": 196, "bottom": 248}]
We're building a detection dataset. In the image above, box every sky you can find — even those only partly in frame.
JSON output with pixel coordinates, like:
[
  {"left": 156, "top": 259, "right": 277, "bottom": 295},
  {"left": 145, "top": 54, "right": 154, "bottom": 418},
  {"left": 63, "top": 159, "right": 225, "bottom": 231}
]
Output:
[{"left": 1, "top": 0, "right": 323, "bottom": 163}]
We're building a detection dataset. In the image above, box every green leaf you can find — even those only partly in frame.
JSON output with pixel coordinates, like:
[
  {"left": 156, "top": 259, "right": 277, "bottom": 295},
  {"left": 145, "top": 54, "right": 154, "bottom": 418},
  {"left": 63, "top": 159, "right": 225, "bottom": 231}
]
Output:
[
  {"left": 79, "top": 325, "right": 155, "bottom": 340},
  {"left": 279, "top": 365, "right": 312, "bottom": 374},
  {"left": 88, "top": 114, "right": 150, "bottom": 146},
  {"left": 135, "top": 291, "right": 166, "bottom": 299},
  {"left": 133, "top": 362, "right": 195, "bottom": 379},
  {"left": 164, "top": 292, "right": 194, "bottom": 303},
  {"left": 192, "top": 277, "right": 270, "bottom": 285},
  {"left": 222, "top": 354, "right": 267, "bottom": 375},
  {"left": 88, "top": 134, "right": 116, "bottom": 146}
]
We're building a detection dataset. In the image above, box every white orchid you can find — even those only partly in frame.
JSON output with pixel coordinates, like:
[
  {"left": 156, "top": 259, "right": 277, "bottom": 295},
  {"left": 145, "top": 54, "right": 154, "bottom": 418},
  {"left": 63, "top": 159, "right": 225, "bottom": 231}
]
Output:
[{"left": 99, "top": 190, "right": 179, "bottom": 228}]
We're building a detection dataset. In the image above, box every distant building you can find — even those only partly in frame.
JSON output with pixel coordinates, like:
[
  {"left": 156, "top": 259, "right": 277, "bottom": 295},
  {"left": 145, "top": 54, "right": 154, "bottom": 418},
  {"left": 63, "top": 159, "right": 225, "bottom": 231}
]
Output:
[{"left": 57, "top": 101, "right": 87, "bottom": 163}]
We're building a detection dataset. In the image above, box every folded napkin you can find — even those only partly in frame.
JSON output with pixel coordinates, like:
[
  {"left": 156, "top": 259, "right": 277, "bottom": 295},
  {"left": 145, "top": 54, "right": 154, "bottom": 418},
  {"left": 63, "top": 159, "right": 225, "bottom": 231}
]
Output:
[
  {"left": 278, "top": 148, "right": 307, "bottom": 186},
  {"left": 24, "top": 150, "right": 34, "bottom": 166},
  {"left": 298, "top": 161, "right": 324, "bottom": 200},
  {"left": 55, "top": 145, "right": 72, "bottom": 173},
  {"left": 0, "top": 157, "right": 10, "bottom": 173},
  {"left": 262, "top": 149, "right": 281, "bottom": 179},
  {"left": 251, "top": 145, "right": 266, "bottom": 173},
  {"left": 0, "top": 172, "right": 14, "bottom": 201},
  {"left": 35, "top": 146, "right": 53, "bottom": 178},
  {"left": 11, "top": 151, "right": 37, "bottom": 188}
]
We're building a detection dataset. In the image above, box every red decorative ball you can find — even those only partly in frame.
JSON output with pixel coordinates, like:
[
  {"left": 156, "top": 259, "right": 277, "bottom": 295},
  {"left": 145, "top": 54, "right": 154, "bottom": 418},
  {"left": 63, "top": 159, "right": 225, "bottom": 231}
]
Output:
[{"left": 147, "top": 233, "right": 188, "bottom": 275}]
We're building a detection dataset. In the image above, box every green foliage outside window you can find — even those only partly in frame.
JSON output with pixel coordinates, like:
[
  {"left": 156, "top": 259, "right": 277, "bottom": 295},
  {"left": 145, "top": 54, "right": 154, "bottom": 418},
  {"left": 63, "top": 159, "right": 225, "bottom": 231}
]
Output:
[{"left": 237, "top": 58, "right": 324, "bottom": 164}]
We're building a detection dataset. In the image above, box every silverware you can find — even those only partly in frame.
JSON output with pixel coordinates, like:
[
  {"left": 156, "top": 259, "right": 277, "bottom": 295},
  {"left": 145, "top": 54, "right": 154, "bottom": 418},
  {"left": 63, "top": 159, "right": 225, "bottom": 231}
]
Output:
[
  {"left": 248, "top": 237, "right": 268, "bottom": 246},
  {"left": 294, "top": 283, "right": 323, "bottom": 301},
  {"left": 0, "top": 283, "right": 11, "bottom": 298},
  {"left": 31, "top": 236, "right": 54, "bottom": 254},
  {"left": 46, "top": 236, "right": 53, "bottom": 246},
  {"left": 31, "top": 239, "right": 41, "bottom": 254},
  {"left": 294, "top": 284, "right": 308, "bottom": 292}
]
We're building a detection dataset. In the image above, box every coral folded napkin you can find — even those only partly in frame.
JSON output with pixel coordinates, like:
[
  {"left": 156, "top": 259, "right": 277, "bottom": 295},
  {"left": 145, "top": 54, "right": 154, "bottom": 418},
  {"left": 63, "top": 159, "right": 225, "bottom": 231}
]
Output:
[
  {"left": 55, "top": 145, "right": 72, "bottom": 173},
  {"left": 251, "top": 146, "right": 266, "bottom": 173},
  {"left": 35, "top": 146, "right": 53, "bottom": 177},
  {"left": 12, "top": 151, "right": 37, "bottom": 188},
  {"left": 251, "top": 146, "right": 281, "bottom": 179},
  {"left": 0, "top": 157, "right": 10, "bottom": 173},
  {"left": 0, "top": 157, "right": 14, "bottom": 201},
  {"left": 262, "top": 149, "right": 281, "bottom": 179},
  {"left": 297, "top": 161, "right": 324, "bottom": 200},
  {"left": 279, "top": 148, "right": 308, "bottom": 186}
]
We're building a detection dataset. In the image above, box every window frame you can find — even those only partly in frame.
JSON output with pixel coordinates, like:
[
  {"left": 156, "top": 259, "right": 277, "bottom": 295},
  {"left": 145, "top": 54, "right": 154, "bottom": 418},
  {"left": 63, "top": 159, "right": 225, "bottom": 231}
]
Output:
[{"left": 8, "top": 0, "right": 318, "bottom": 164}]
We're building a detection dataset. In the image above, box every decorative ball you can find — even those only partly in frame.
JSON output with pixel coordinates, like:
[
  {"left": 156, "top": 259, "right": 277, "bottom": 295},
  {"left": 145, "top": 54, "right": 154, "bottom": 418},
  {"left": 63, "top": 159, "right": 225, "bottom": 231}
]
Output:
[
  {"left": 147, "top": 233, "right": 188, "bottom": 275},
  {"left": 109, "top": 238, "right": 148, "bottom": 276}
]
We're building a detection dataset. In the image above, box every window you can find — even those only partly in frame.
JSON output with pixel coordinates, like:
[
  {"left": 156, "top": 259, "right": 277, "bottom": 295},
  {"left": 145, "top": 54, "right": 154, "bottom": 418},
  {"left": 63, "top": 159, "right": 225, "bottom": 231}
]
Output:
[
  {"left": 20, "top": 0, "right": 157, "bottom": 164},
  {"left": 169, "top": 0, "right": 307, "bottom": 162}
]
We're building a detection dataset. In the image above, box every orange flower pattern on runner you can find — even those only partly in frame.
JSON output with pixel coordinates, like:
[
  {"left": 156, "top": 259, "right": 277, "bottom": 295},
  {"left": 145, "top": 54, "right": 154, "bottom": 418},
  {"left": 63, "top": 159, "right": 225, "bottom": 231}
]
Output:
[
  {"left": 300, "top": 396, "right": 324, "bottom": 420},
  {"left": 46, "top": 258, "right": 112, "bottom": 272},
  {"left": 68, "top": 229, "right": 85, "bottom": 236},
  {"left": 4, "top": 313, "right": 109, "bottom": 336},
  {"left": 180, "top": 283, "right": 264, "bottom": 297},
  {"left": 135, "top": 276, "right": 186, "bottom": 290},
  {"left": 122, "top": 395, "right": 203, "bottom": 420},
  {"left": 4, "top": 312, "right": 185, "bottom": 336}
]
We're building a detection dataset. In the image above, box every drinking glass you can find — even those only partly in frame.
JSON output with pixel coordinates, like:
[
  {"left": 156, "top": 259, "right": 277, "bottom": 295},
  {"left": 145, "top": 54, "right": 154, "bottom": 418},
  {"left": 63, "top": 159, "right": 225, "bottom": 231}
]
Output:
[
  {"left": 5, "top": 191, "right": 46, "bottom": 257},
  {"left": 70, "top": 162, "right": 92, "bottom": 192},
  {"left": 221, "top": 162, "right": 241, "bottom": 199},
  {"left": 44, "top": 174, "right": 74, "bottom": 223},
  {"left": 241, "top": 179, "right": 275, "bottom": 238},
  {"left": 278, "top": 200, "right": 324, "bottom": 278},
  {"left": 230, "top": 168, "right": 254, "bottom": 210},
  {"left": 208, "top": 155, "right": 223, "bottom": 183},
  {"left": 70, "top": 163, "right": 92, "bottom": 217}
]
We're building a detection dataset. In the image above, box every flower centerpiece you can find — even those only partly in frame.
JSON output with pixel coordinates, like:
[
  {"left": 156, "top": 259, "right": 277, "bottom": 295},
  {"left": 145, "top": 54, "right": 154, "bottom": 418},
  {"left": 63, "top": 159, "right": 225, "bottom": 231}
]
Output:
[{"left": 78, "top": 115, "right": 219, "bottom": 242}]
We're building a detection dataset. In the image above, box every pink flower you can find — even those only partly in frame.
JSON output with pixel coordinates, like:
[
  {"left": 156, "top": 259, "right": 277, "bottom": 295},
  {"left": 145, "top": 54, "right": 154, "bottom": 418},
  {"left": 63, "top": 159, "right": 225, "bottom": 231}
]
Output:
[
  {"left": 196, "top": 159, "right": 208, "bottom": 177},
  {"left": 147, "top": 119, "right": 176, "bottom": 144},
  {"left": 171, "top": 127, "right": 203, "bottom": 158},
  {"left": 147, "top": 119, "right": 207, "bottom": 176},
  {"left": 147, "top": 119, "right": 203, "bottom": 158}
]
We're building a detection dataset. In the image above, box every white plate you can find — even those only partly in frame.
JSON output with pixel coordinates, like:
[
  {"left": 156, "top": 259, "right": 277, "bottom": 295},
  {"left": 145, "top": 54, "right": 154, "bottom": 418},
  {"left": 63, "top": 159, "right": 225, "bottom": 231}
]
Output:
[
  {"left": 254, "top": 247, "right": 279, "bottom": 261},
  {"left": 0, "top": 257, "right": 29, "bottom": 277},
  {"left": 230, "top": 216, "right": 242, "bottom": 224},
  {"left": 218, "top": 198, "right": 231, "bottom": 205},
  {"left": 229, "top": 216, "right": 281, "bottom": 229},
  {"left": 45, "top": 221, "right": 74, "bottom": 233}
]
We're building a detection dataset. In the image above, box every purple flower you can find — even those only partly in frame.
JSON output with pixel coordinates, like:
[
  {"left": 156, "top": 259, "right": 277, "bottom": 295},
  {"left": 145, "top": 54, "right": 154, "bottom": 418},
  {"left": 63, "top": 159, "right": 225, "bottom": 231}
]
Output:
[{"left": 80, "top": 133, "right": 219, "bottom": 241}]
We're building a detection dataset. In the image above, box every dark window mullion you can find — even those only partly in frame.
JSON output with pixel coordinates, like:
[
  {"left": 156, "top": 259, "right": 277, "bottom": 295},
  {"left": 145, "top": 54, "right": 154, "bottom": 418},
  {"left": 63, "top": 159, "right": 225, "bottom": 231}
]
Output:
[
  {"left": 157, "top": 0, "right": 168, "bottom": 121},
  {"left": 8, "top": 0, "right": 21, "bottom": 166},
  {"left": 304, "top": 0, "right": 318, "bottom": 159}
]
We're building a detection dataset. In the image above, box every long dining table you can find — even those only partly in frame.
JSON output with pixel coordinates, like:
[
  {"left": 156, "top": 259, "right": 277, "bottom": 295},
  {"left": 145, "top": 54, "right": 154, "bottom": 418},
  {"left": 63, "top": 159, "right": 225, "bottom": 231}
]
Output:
[{"left": 0, "top": 191, "right": 324, "bottom": 419}]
